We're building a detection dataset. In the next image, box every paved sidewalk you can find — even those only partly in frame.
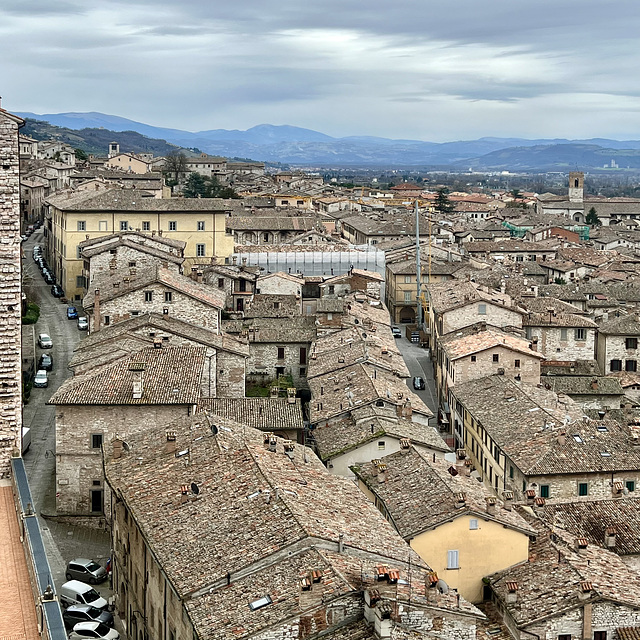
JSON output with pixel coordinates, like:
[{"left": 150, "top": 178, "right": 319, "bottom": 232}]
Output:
[{"left": 0, "top": 482, "right": 40, "bottom": 640}]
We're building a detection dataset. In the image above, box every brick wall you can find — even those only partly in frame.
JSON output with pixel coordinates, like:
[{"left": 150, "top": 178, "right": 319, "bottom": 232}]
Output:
[{"left": 0, "top": 111, "right": 22, "bottom": 476}]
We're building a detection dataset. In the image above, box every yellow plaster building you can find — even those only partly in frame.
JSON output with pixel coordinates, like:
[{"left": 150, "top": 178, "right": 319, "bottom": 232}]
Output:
[
  {"left": 45, "top": 188, "right": 235, "bottom": 301},
  {"left": 353, "top": 446, "right": 534, "bottom": 603}
]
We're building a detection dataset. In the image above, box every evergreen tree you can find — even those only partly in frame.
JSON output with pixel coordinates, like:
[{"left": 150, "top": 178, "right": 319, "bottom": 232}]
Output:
[
  {"left": 586, "top": 207, "right": 601, "bottom": 226},
  {"left": 434, "top": 187, "right": 454, "bottom": 215}
]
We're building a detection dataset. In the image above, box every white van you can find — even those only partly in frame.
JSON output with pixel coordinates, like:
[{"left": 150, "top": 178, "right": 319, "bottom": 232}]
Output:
[
  {"left": 21, "top": 427, "right": 31, "bottom": 455},
  {"left": 59, "top": 580, "right": 108, "bottom": 610}
]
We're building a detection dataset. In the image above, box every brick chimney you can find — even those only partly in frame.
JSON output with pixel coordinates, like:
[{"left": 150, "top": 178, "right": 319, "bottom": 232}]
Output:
[{"left": 165, "top": 430, "right": 177, "bottom": 454}]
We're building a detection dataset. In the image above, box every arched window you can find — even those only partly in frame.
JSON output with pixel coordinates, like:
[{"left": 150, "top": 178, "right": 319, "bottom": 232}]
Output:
[{"left": 574, "top": 178, "right": 579, "bottom": 188}]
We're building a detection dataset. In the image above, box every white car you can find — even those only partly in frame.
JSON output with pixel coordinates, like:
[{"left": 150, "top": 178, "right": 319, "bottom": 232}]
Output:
[
  {"left": 38, "top": 333, "right": 53, "bottom": 348},
  {"left": 33, "top": 370, "right": 48, "bottom": 388},
  {"left": 69, "top": 621, "right": 119, "bottom": 640},
  {"left": 77, "top": 316, "right": 89, "bottom": 331}
]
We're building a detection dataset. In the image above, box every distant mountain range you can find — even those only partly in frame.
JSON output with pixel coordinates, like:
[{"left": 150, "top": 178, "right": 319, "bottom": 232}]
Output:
[{"left": 18, "top": 111, "right": 640, "bottom": 170}]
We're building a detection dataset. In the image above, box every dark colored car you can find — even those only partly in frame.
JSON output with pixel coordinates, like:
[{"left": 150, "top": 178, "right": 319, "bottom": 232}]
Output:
[
  {"left": 51, "top": 284, "right": 64, "bottom": 297},
  {"left": 413, "top": 376, "right": 425, "bottom": 390},
  {"left": 63, "top": 605, "right": 114, "bottom": 630},
  {"left": 391, "top": 327, "right": 402, "bottom": 338},
  {"left": 43, "top": 270, "right": 55, "bottom": 285},
  {"left": 65, "top": 558, "right": 108, "bottom": 585},
  {"left": 67, "top": 306, "right": 78, "bottom": 319},
  {"left": 38, "top": 353, "right": 53, "bottom": 371}
]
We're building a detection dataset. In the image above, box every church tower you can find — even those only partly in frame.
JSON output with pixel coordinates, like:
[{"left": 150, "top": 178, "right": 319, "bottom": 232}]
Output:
[
  {"left": 568, "top": 171, "right": 584, "bottom": 203},
  {"left": 108, "top": 142, "right": 120, "bottom": 158}
]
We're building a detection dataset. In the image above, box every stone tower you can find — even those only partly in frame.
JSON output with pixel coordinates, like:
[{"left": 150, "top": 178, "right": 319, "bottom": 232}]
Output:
[
  {"left": 108, "top": 142, "right": 120, "bottom": 158},
  {"left": 568, "top": 171, "right": 584, "bottom": 203},
  {"left": 0, "top": 102, "right": 23, "bottom": 476}
]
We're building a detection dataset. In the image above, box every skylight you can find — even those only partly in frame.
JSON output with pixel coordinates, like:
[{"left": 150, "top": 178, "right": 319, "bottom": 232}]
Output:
[
  {"left": 573, "top": 435, "right": 583, "bottom": 443},
  {"left": 249, "top": 595, "right": 272, "bottom": 611},
  {"left": 597, "top": 425, "right": 608, "bottom": 432}
]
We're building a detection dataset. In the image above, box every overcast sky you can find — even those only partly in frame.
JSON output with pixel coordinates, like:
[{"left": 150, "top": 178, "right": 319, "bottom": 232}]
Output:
[{"left": 3, "top": 0, "right": 640, "bottom": 141}]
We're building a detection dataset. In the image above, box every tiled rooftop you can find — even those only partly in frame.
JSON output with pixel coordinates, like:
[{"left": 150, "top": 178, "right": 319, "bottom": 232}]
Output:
[
  {"left": 354, "top": 447, "right": 534, "bottom": 539},
  {"left": 427, "top": 281, "right": 521, "bottom": 317},
  {"left": 49, "top": 346, "right": 205, "bottom": 405},
  {"left": 197, "top": 397, "right": 304, "bottom": 432},
  {"left": 439, "top": 327, "right": 542, "bottom": 361}
]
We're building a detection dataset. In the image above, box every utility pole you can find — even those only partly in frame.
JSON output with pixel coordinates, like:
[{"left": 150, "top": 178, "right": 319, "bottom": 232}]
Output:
[{"left": 415, "top": 199, "right": 422, "bottom": 329}]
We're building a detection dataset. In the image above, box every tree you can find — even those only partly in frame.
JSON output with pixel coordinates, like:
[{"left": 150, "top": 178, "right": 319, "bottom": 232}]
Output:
[
  {"left": 74, "top": 148, "right": 88, "bottom": 162},
  {"left": 182, "top": 172, "right": 208, "bottom": 198},
  {"left": 434, "top": 187, "right": 454, "bottom": 215},
  {"left": 586, "top": 207, "right": 601, "bottom": 226},
  {"left": 163, "top": 150, "right": 188, "bottom": 186}
]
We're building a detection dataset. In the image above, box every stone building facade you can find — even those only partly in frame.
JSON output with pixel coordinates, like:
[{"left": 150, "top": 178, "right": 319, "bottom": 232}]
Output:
[
  {"left": 523, "top": 313, "right": 596, "bottom": 361},
  {"left": 0, "top": 106, "right": 23, "bottom": 475},
  {"left": 596, "top": 314, "right": 640, "bottom": 375}
]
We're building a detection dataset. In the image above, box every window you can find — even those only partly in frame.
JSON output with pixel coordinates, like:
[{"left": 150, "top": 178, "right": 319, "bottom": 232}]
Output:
[
  {"left": 168, "top": 221, "right": 177, "bottom": 231},
  {"left": 578, "top": 482, "right": 588, "bottom": 496},
  {"left": 404, "top": 292, "right": 411, "bottom": 302},
  {"left": 478, "top": 304, "right": 487, "bottom": 315},
  {"left": 515, "top": 359, "right": 521, "bottom": 368},
  {"left": 91, "top": 434, "right": 103, "bottom": 449},
  {"left": 299, "top": 347, "right": 307, "bottom": 365},
  {"left": 120, "top": 221, "right": 128, "bottom": 231},
  {"left": 469, "top": 519, "right": 478, "bottom": 530},
  {"left": 626, "top": 480, "right": 636, "bottom": 492},
  {"left": 196, "top": 243, "right": 206, "bottom": 257},
  {"left": 144, "top": 291, "right": 153, "bottom": 302},
  {"left": 142, "top": 221, "right": 150, "bottom": 231},
  {"left": 626, "top": 337, "right": 638, "bottom": 350},
  {"left": 99, "top": 220, "right": 108, "bottom": 231},
  {"left": 560, "top": 328, "right": 568, "bottom": 341},
  {"left": 540, "top": 485, "right": 550, "bottom": 498},
  {"left": 404, "top": 275, "right": 412, "bottom": 284},
  {"left": 492, "top": 354, "right": 499, "bottom": 363},
  {"left": 446, "top": 550, "right": 459, "bottom": 569},
  {"left": 275, "top": 366, "right": 285, "bottom": 375},
  {"left": 558, "top": 635, "right": 572, "bottom": 640},
  {"left": 274, "top": 301, "right": 281, "bottom": 310},
  {"left": 277, "top": 347, "right": 285, "bottom": 360},
  {"left": 77, "top": 220, "right": 86, "bottom": 231},
  {"left": 218, "top": 278, "right": 225, "bottom": 288},
  {"left": 248, "top": 595, "right": 272, "bottom": 611},
  {"left": 378, "top": 441, "right": 385, "bottom": 450},
  {"left": 164, "top": 291, "right": 173, "bottom": 303},
  {"left": 104, "top": 315, "right": 110, "bottom": 326},
  {"left": 129, "top": 261, "right": 136, "bottom": 267},
  {"left": 593, "top": 633, "right": 607, "bottom": 640},
  {"left": 509, "top": 465, "right": 514, "bottom": 479},
  {"left": 470, "top": 355, "right": 476, "bottom": 363},
  {"left": 328, "top": 285, "right": 335, "bottom": 294},
  {"left": 574, "top": 328, "right": 586, "bottom": 341},
  {"left": 626, "top": 360, "right": 638, "bottom": 372},
  {"left": 197, "top": 221, "right": 205, "bottom": 231},
  {"left": 610, "top": 359, "right": 623, "bottom": 372},
  {"left": 299, "top": 367, "right": 306, "bottom": 376}
]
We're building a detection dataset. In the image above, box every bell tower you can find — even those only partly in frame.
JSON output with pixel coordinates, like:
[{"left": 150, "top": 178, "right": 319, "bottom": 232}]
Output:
[{"left": 568, "top": 171, "right": 584, "bottom": 203}]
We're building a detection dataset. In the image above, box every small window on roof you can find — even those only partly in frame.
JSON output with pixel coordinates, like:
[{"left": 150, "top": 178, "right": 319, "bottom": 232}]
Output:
[
  {"left": 597, "top": 425, "right": 608, "bottom": 432},
  {"left": 248, "top": 595, "right": 272, "bottom": 611},
  {"left": 573, "top": 434, "right": 583, "bottom": 443}
]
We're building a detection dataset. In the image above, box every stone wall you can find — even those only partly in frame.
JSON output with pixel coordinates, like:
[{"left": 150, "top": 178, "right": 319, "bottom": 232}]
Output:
[
  {"left": 88, "top": 243, "right": 181, "bottom": 287},
  {"left": 527, "top": 325, "right": 595, "bottom": 361},
  {"left": 598, "top": 332, "right": 640, "bottom": 375},
  {"left": 0, "top": 110, "right": 22, "bottom": 476},
  {"left": 441, "top": 303, "right": 522, "bottom": 335},
  {"left": 248, "top": 341, "right": 310, "bottom": 388},
  {"left": 92, "top": 284, "right": 220, "bottom": 332},
  {"left": 55, "top": 404, "right": 190, "bottom": 515}
]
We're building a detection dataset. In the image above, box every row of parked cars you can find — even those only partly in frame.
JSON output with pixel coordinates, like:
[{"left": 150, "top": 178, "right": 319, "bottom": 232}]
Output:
[{"left": 62, "top": 559, "right": 118, "bottom": 638}]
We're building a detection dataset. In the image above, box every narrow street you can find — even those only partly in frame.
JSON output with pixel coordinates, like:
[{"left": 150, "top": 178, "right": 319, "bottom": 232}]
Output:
[{"left": 21, "top": 230, "right": 111, "bottom": 596}]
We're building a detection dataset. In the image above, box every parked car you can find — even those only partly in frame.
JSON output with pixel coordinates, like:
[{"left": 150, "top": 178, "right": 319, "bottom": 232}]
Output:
[
  {"left": 32, "top": 247, "right": 42, "bottom": 260},
  {"left": 77, "top": 316, "right": 89, "bottom": 331},
  {"left": 413, "top": 376, "right": 425, "bottom": 390},
  {"left": 51, "top": 284, "right": 64, "bottom": 297},
  {"left": 38, "top": 333, "right": 53, "bottom": 348},
  {"left": 63, "top": 605, "right": 114, "bottom": 631},
  {"left": 66, "top": 558, "right": 108, "bottom": 585},
  {"left": 67, "top": 306, "right": 78, "bottom": 319},
  {"left": 37, "top": 353, "right": 53, "bottom": 371},
  {"left": 33, "top": 370, "right": 48, "bottom": 388},
  {"left": 59, "top": 580, "right": 108, "bottom": 610},
  {"left": 43, "top": 270, "right": 54, "bottom": 285},
  {"left": 391, "top": 327, "right": 402, "bottom": 338},
  {"left": 68, "top": 621, "right": 119, "bottom": 640}
]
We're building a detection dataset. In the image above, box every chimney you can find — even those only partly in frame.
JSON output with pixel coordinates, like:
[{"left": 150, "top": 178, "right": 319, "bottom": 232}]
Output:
[
  {"left": 94, "top": 289, "right": 101, "bottom": 331},
  {"left": 530, "top": 337, "right": 538, "bottom": 352},
  {"left": 232, "top": 256, "right": 237, "bottom": 265},
  {"left": 132, "top": 370, "right": 143, "bottom": 399},
  {"left": 377, "top": 463, "right": 388, "bottom": 483},
  {"left": 153, "top": 338, "right": 163, "bottom": 349},
  {"left": 502, "top": 490, "right": 514, "bottom": 511},
  {"left": 534, "top": 496, "right": 546, "bottom": 509},
  {"left": 399, "top": 438, "right": 411, "bottom": 451},
  {"left": 338, "top": 533, "right": 344, "bottom": 553},
  {"left": 486, "top": 496, "right": 497, "bottom": 515},
  {"left": 605, "top": 527, "right": 616, "bottom": 548},
  {"left": 112, "top": 438, "right": 123, "bottom": 460},
  {"left": 591, "top": 379, "right": 598, "bottom": 390},
  {"left": 579, "top": 581, "right": 593, "bottom": 601},
  {"left": 525, "top": 489, "right": 536, "bottom": 504},
  {"left": 557, "top": 432, "right": 566, "bottom": 446},
  {"left": 576, "top": 538, "right": 588, "bottom": 553},
  {"left": 191, "top": 266, "right": 198, "bottom": 281},
  {"left": 165, "top": 430, "right": 177, "bottom": 454},
  {"left": 196, "top": 271, "right": 203, "bottom": 284},
  {"left": 505, "top": 581, "right": 518, "bottom": 604}
]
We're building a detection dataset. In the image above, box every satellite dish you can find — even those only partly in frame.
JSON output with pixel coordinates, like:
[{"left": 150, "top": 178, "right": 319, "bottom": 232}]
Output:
[
  {"left": 210, "top": 424, "right": 218, "bottom": 435},
  {"left": 191, "top": 482, "right": 200, "bottom": 495},
  {"left": 436, "top": 579, "right": 449, "bottom": 594},
  {"left": 122, "top": 441, "right": 130, "bottom": 452}
]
